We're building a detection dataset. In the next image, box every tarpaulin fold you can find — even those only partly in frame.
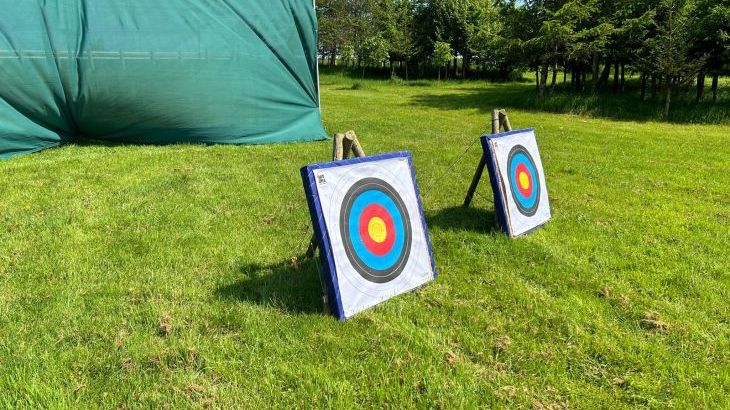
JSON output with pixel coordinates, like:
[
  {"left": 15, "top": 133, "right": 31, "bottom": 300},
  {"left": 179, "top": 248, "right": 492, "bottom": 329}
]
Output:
[{"left": 0, "top": 0, "right": 327, "bottom": 159}]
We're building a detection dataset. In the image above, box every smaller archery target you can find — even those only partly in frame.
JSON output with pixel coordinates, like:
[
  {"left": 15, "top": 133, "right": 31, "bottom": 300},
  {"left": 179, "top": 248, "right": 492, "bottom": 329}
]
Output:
[
  {"left": 481, "top": 129, "right": 550, "bottom": 237},
  {"left": 301, "top": 152, "right": 436, "bottom": 320}
]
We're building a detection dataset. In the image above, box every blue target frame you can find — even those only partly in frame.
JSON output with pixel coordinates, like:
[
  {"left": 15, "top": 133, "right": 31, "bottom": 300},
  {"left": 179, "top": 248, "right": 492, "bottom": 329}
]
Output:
[
  {"left": 481, "top": 128, "right": 550, "bottom": 236},
  {"left": 301, "top": 151, "right": 437, "bottom": 320}
]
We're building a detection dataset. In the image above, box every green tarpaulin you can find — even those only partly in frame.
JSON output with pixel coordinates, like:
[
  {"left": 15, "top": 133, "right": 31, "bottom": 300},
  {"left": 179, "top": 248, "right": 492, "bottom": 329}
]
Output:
[{"left": 0, "top": 1, "right": 327, "bottom": 159}]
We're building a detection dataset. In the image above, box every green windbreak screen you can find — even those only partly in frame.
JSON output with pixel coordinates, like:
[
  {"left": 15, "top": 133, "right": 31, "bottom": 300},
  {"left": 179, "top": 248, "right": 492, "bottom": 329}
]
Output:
[{"left": 0, "top": 0, "right": 327, "bottom": 159}]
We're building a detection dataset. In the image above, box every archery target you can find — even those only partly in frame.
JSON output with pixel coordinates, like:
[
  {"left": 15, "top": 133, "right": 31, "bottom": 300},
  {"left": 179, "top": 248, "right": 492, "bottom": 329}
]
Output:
[
  {"left": 486, "top": 129, "right": 550, "bottom": 236},
  {"left": 302, "top": 152, "right": 436, "bottom": 319}
]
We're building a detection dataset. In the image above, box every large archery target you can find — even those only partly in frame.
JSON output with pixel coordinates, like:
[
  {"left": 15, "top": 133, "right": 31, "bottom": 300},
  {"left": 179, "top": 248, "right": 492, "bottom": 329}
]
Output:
[
  {"left": 309, "top": 155, "right": 435, "bottom": 318},
  {"left": 489, "top": 129, "right": 550, "bottom": 236}
]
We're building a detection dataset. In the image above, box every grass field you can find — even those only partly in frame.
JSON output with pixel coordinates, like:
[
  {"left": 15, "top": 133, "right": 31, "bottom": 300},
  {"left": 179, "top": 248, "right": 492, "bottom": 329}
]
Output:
[{"left": 0, "top": 73, "right": 728, "bottom": 408}]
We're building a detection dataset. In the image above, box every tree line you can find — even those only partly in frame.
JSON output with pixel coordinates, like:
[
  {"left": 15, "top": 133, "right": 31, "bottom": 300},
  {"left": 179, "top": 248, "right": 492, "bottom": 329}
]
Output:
[{"left": 316, "top": 0, "right": 729, "bottom": 114}]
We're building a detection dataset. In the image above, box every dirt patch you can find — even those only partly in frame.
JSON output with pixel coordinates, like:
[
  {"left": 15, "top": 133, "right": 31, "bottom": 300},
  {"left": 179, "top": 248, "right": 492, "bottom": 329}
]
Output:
[
  {"left": 158, "top": 313, "right": 173, "bottom": 337},
  {"left": 640, "top": 311, "right": 670, "bottom": 331},
  {"left": 121, "top": 357, "right": 135, "bottom": 373},
  {"left": 611, "top": 377, "right": 627, "bottom": 387},
  {"left": 494, "top": 335, "right": 512, "bottom": 353},
  {"left": 446, "top": 350, "right": 458, "bottom": 366},
  {"left": 289, "top": 256, "right": 299, "bottom": 271}
]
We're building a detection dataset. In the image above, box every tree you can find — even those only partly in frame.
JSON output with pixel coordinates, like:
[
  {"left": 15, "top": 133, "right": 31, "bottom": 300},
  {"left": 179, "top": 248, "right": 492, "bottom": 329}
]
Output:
[
  {"left": 412, "top": 0, "right": 499, "bottom": 78},
  {"left": 643, "top": 0, "right": 707, "bottom": 116},
  {"left": 373, "top": 0, "right": 417, "bottom": 78},
  {"left": 602, "top": 1, "right": 656, "bottom": 94},
  {"left": 523, "top": 11, "right": 576, "bottom": 96},
  {"left": 360, "top": 35, "right": 391, "bottom": 77},
  {"left": 317, "top": 0, "right": 349, "bottom": 66},
  {"left": 313, "top": 0, "right": 728, "bottom": 112},
  {"left": 690, "top": 0, "right": 730, "bottom": 101},
  {"left": 433, "top": 41, "right": 453, "bottom": 80}
]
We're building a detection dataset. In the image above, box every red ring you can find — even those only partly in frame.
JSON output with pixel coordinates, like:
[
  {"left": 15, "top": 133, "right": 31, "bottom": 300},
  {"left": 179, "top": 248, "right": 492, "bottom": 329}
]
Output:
[
  {"left": 514, "top": 162, "right": 533, "bottom": 198},
  {"left": 358, "top": 204, "right": 396, "bottom": 256}
]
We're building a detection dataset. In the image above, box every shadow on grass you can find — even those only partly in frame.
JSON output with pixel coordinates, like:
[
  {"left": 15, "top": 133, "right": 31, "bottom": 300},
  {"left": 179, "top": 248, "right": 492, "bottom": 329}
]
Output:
[
  {"left": 426, "top": 205, "right": 499, "bottom": 234},
  {"left": 216, "top": 257, "right": 324, "bottom": 315},
  {"left": 408, "top": 82, "right": 730, "bottom": 124}
]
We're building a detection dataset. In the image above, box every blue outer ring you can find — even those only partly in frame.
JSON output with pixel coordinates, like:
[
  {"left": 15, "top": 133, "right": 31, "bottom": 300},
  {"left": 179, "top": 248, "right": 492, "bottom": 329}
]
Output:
[
  {"left": 507, "top": 145, "right": 540, "bottom": 216},
  {"left": 509, "top": 152, "right": 539, "bottom": 208},
  {"left": 339, "top": 177, "right": 412, "bottom": 284},
  {"left": 347, "top": 190, "right": 406, "bottom": 271}
]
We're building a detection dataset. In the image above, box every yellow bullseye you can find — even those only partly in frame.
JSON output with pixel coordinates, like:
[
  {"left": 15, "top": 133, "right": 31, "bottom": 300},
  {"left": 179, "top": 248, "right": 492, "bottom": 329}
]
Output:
[
  {"left": 368, "top": 217, "right": 387, "bottom": 243},
  {"left": 518, "top": 171, "right": 530, "bottom": 190}
]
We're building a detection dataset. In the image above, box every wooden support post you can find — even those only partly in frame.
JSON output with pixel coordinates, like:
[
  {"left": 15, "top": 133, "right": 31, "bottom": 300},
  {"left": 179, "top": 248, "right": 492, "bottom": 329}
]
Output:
[
  {"left": 306, "top": 131, "right": 367, "bottom": 258},
  {"left": 491, "top": 109, "right": 499, "bottom": 134},
  {"left": 341, "top": 135, "right": 353, "bottom": 159},
  {"left": 333, "top": 133, "right": 345, "bottom": 160},
  {"left": 306, "top": 237, "right": 318, "bottom": 258},
  {"left": 345, "top": 130, "right": 366, "bottom": 158},
  {"left": 463, "top": 109, "right": 511, "bottom": 207},
  {"left": 498, "top": 109, "right": 513, "bottom": 132},
  {"left": 463, "top": 156, "right": 487, "bottom": 207}
]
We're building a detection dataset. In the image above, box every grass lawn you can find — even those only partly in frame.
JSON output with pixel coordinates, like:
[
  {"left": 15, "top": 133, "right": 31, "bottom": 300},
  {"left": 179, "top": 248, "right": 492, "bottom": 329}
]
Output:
[{"left": 0, "top": 73, "right": 728, "bottom": 408}]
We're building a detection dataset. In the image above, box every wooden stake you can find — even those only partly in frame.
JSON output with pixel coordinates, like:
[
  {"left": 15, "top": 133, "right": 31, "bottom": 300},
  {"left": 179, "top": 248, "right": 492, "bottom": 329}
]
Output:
[
  {"left": 498, "top": 110, "right": 513, "bottom": 132},
  {"left": 333, "top": 133, "right": 345, "bottom": 160},
  {"left": 491, "top": 109, "right": 499, "bottom": 134},
  {"left": 345, "top": 130, "right": 366, "bottom": 158},
  {"left": 463, "top": 156, "right": 487, "bottom": 207},
  {"left": 464, "top": 109, "right": 512, "bottom": 207},
  {"left": 341, "top": 135, "right": 353, "bottom": 159}
]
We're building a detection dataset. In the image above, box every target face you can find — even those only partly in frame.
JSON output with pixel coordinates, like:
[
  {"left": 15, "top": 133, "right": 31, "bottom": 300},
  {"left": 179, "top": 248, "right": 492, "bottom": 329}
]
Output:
[
  {"left": 340, "top": 178, "right": 412, "bottom": 283},
  {"left": 301, "top": 152, "right": 436, "bottom": 320},
  {"left": 507, "top": 145, "right": 540, "bottom": 216},
  {"left": 481, "top": 129, "right": 551, "bottom": 237}
]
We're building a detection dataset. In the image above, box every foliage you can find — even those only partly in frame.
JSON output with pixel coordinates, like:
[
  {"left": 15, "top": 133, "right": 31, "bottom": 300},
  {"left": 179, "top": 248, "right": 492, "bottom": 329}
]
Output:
[
  {"left": 433, "top": 40, "right": 453, "bottom": 80},
  {"left": 316, "top": 0, "right": 729, "bottom": 112},
  {"left": 643, "top": 0, "right": 708, "bottom": 115},
  {"left": 360, "top": 35, "right": 390, "bottom": 68},
  {"left": 433, "top": 41, "right": 453, "bottom": 66},
  {"left": 340, "top": 44, "right": 356, "bottom": 66}
]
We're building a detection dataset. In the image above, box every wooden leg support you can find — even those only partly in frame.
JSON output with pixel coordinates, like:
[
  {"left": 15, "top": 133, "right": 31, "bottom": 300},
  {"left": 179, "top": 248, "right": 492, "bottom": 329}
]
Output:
[
  {"left": 463, "top": 154, "right": 487, "bottom": 207},
  {"left": 463, "top": 109, "right": 512, "bottom": 207}
]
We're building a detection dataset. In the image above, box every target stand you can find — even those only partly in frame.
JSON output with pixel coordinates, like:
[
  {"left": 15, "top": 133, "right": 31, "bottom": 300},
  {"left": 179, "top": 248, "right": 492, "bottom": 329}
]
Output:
[
  {"left": 301, "top": 151, "right": 437, "bottom": 320},
  {"left": 464, "top": 109, "right": 513, "bottom": 207},
  {"left": 464, "top": 110, "right": 551, "bottom": 237}
]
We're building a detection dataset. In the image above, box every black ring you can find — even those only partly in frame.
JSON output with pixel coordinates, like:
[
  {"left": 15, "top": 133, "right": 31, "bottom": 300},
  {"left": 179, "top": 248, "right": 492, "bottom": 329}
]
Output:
[
  {"left": 339, "top": 178, "right": 412, "bottom": 283},
  {"left": 507, "top": 145, "right": 540, "bottom": 217}
]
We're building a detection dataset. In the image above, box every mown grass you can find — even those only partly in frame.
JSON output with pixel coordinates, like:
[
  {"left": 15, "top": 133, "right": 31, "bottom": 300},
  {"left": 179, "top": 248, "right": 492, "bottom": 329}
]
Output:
[
  {"left": 321, "top": 66, "right": 730, "bottom": 124},
  {"left": 0, "top": 74, "right": 728, "bottom": 408}
]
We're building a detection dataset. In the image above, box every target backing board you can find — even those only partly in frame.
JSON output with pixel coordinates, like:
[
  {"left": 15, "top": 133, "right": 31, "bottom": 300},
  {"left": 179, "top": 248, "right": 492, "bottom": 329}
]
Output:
[
  {"left": 482, "top": 128, "right": 551, "bottom": 237},
  {"left": 301, "top": 152, "right": 436, "bottom": 320}
]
